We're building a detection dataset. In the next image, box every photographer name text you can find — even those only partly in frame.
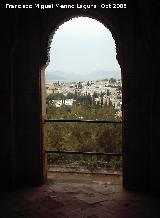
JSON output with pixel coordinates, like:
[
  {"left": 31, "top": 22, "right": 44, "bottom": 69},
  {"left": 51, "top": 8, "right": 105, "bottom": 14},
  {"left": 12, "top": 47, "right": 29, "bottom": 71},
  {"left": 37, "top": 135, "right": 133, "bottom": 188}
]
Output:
[{"left": 5, "top": 3, "right": 127, "bottom": 10}]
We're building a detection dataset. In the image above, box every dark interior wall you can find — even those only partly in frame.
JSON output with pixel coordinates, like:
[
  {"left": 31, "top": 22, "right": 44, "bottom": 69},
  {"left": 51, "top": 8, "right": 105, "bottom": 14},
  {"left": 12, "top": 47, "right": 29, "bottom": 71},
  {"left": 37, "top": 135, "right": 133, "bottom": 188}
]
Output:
[
  {"left": 1, "top": 9, "right": 43, "bottom": 187},
  {"left": 148, "top": 3, "right": 160, "bottom": 192},
  {"left": 123, "top": 2, "right": 160, "bottom": 192},
  {"left": 13, "top": 10, "right": 43, "bottom": 186},
  {"left": 0, "top": 10, "right": 19, "bottom": 186},
  {"left": 0, "top": 2, "right": 160, "bottom": 192},
  {"left": 122, "top": 6, "right": 151, "bottom": 191}
]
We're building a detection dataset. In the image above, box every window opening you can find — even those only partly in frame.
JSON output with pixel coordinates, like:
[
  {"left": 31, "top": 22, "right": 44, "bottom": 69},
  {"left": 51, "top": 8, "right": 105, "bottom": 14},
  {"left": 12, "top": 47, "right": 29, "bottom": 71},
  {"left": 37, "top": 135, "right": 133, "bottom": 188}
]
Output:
[{"left": 44, "top": 17, "right": 122, "bottom": 180}]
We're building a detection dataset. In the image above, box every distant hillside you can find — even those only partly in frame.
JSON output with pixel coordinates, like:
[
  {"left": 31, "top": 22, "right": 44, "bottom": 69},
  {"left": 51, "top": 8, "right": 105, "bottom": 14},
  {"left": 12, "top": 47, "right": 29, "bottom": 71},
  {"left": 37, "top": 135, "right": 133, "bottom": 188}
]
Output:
[
  {"left": 87, "top": 70, "right": 121, "bottom": 80},
  {"left": 45, "top": 70, "right": 121, "bottom": 83},
  {"left": 45, "top": 71, "right": 79, "bottom": 83},
  {"left": 45, "top": 71, "right": 66, "bottom": 82}
]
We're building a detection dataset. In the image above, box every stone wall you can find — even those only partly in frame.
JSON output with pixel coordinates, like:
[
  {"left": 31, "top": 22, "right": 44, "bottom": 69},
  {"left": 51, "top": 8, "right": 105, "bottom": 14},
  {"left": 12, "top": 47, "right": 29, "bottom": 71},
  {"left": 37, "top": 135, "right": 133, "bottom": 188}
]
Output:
[{"left": 0, "top": 2, "right": 160, "bottom": 192}]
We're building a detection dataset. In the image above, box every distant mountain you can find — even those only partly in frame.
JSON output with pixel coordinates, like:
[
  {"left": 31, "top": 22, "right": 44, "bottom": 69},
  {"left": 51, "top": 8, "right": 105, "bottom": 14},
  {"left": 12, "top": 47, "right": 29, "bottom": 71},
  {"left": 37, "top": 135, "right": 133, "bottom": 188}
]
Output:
[
  {"left": 86, "top": 70, "right": 121, "bottom": 80},
  {"left": 45, "top": 70, "right": 121, "bottom": 83},
  {"left": 46, "top": 71, "right": 65, "bottom": 82},
  {"left": 45, "top": 71, "right": 79, "bottom": 83}
]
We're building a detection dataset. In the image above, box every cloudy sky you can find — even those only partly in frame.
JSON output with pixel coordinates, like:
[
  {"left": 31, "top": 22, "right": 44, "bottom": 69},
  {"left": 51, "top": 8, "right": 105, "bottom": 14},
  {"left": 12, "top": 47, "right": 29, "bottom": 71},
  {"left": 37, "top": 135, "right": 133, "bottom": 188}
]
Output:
[{"left": 45, "top": 17, "right": 120, "bottom": 77}]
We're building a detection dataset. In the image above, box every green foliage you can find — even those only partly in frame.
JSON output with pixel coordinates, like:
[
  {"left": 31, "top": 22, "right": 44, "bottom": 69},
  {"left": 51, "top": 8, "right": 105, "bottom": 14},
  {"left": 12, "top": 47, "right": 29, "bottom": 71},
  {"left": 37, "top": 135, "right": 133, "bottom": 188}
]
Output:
[
  {"left": 109, "top": 78, "right": 117, "bottom": 83},
  {"left": 47, "top": 154, "right": 122, "bottom": 171},
  {"left": 45, "top": 95, "right": 122, "bottom": 171},
  {"left": 108, "top": 157, "right": 122, "bottom": 170},
  {"left": 45, "top": 99, "right": 122, "bottom": 151}
]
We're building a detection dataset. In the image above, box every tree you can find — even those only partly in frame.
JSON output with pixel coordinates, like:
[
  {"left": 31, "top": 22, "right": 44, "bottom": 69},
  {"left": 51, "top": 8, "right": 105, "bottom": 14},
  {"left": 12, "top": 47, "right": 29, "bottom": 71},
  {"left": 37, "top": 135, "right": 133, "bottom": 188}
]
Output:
[
  {"left": 87, "top": 81, "right": 90, "bottom": 86},
  {"left": 45, "top": 91, "right": 122, "bottom": 155},
  {"left": 78, "top": 82, "right": 82, "bottom": 89},
  {"left": 109, "top": 78, "right": 117, "bottom": 83},
  {"left": 107, "top": 89, "right": 111, "bottom": 96}
]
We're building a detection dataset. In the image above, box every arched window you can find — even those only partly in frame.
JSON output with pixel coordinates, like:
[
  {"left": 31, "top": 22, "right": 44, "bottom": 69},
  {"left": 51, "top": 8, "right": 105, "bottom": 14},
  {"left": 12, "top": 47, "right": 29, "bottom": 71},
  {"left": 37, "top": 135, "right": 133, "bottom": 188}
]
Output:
[{"left": 44, "top": 16, "right": 122, "bottom": 179}]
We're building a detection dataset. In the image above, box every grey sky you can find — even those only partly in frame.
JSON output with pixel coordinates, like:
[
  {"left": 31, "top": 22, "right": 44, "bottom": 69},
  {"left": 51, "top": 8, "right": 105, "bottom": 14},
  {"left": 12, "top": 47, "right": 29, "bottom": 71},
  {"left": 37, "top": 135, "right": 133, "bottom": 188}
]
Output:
[{"left": 45, "top": 17, "right": 120, "bottom": 76}]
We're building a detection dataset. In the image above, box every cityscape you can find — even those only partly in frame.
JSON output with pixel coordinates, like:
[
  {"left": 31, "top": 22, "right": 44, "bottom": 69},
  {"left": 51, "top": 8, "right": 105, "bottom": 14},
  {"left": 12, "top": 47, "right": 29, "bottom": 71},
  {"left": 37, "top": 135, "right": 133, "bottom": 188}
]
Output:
[{"left": 45, "top": 77, "right": 122, "bottom": 118}]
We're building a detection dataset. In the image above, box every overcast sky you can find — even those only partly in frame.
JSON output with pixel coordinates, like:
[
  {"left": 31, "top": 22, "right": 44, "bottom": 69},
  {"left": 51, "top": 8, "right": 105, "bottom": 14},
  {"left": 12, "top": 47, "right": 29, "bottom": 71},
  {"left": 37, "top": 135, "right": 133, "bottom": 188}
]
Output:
[{"left": 45, "top": 17, "right": 120, "bottom": 76}]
